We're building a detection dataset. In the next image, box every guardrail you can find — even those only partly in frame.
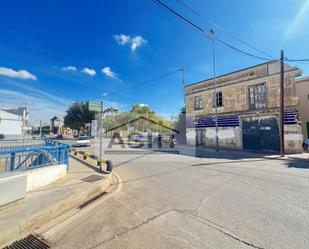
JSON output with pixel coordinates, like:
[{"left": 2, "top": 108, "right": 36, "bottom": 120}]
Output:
[
  {"left": 70, "top": 148, "right": 113, "bottom": 172},
  {"left": 0, "top": 139, "right": 70, "bottom": 173},
  {"left": 0, "top": 138, "right": 46, "bottom": 150}
]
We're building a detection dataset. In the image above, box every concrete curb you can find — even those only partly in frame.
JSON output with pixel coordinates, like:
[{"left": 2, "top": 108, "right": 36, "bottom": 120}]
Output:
[
  {"left": 262, "top": 155, "right": 309, "bottom": 163},
  {"left": 0, "top": 173, "right": 112, "bottom": 247}
]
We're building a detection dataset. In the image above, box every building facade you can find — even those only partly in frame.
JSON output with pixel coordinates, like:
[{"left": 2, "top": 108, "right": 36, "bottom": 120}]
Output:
[
  {"left": 0, "top": 107, "right": 30, "bottom": 138},
  {"left": 5, "top": 107, "right": 30, "bottom": 136},
  {"left": 185, "top": 61, "right": 303, "bottom": 154},
  {"left": 295, "top": 77, "right": 309, "bottom": 139},
  {"left": 0, "top": 109, "right": 23, "bottom": 138}
]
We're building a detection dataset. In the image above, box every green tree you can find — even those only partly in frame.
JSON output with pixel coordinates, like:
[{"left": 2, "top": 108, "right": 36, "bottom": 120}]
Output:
[
  {"left": 64, "top": 102, "right": 95, "bottom": 130},
  {"left": 172, "top": 107, "right": 186, "bottom": 144},
  {"left": 130, "top": 104, "right": 155, "bottom": 116}
]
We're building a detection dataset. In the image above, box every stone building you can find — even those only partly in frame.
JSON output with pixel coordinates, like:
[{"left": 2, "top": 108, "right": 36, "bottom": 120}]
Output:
[
  {"left": 185, "top": 61, "right": 303, "bottom": 154},
  {"left": 295, "top": 77, "right": 309, "bottom": 139}
]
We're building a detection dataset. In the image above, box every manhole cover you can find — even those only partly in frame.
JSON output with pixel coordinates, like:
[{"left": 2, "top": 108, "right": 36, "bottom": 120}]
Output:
[
  {"left": 3, "top": 234, "right": 50, "bottom": 249},
  {"left": 80, "top": 174, "right": 103, "bottom": 182}
]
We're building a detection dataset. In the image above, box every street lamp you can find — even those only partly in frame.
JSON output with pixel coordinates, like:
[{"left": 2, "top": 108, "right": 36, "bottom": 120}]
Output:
[{"left": 210, "top": 29, "right": 219, "bottom": 152}]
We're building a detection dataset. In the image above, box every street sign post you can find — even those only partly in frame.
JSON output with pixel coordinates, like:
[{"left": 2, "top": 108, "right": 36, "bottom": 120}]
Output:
[
  {"left": 88, "top": 101, "right": 103, "bottom": 171},
  {"left": 91, "top": 120, "right": 97, "bottom": 137}
]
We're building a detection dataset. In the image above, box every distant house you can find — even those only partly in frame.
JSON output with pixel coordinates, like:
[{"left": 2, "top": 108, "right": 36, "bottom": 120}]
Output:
[
  {"left": 0, "top": 109, "right": 23, "bottom": 139},
  {"left": 4, "top": 107, "right": 30, "bottom": 135},
  {"left": 185, "top": 61, "right": 303, "bottom": 154},
  {"left": 295, "top": 77, "right": 309, "bottom": 140}
]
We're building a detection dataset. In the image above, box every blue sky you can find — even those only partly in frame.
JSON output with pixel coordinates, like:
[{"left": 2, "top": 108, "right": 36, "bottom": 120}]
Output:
[{"left": 0, "top": 0, "right": 308, "bottom": 125}]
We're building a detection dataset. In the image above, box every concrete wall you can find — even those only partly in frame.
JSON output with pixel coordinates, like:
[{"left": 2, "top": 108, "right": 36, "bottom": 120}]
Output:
[
  {"left": 284, "top": 124, "right": 303, "bottom": 154},
  {"left": 186, "top": 127, "right": 241, "bottom": 150},
  {"left": 295, "top": 77, "right": 309, "bottom": 139},
  {"left": 26, "top": 164, "right": 67, "bottom": 191},
  {"left": 0, "top": 174, "right": 27, "bottom": 207},
  {"left": 0, "top": 164, "right": 67, "bottom": 206}
]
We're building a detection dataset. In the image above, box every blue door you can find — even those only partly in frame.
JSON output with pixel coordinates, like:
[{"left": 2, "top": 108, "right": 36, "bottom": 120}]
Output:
[{"left": 242, "top": 117, "right": 280, "bottom": 152}]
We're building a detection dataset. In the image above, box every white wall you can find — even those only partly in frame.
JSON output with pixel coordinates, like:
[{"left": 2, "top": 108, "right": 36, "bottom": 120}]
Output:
[
  {"left": 0, "top": 164, "right": 67, "bottom": 206},
  {"left": 0, "top": 110, "right": 22, "bottom": 136},
  {"left": 26, "top": 164, "right": 67, "bottom": 191},
  {"left": 186, "top": 127, "right": 241, "bottom": 149}
]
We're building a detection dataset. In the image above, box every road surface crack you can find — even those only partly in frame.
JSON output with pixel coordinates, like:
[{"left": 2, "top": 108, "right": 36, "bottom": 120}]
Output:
[
  {"left": 175, "top": 209, "right": 265, "bottom": 249},
  {"left": 88, "top": 208, "right": 174, "bottom": 248}
]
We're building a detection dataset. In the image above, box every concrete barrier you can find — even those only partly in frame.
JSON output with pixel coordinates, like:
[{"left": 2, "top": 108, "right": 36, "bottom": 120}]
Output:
[
  {"left": 70, "top": 149, "right": 112, "bottom": 173},
  {"left": 0, "top": 174, "right": 27, "bottom": 207},
  {"left": 26, "top": 164, "right": 67, "bottom": 191}
]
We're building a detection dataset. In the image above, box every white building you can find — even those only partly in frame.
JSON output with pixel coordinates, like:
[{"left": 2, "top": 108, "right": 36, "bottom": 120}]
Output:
[
  {"left": 6, "top": 107, "right": 30, "bottom": 133},
  {"left": 0, "top": 109, "right": 23, "bottom": 139}
]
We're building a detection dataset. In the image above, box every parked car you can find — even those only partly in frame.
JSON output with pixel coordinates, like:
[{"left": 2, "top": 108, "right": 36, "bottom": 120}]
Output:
[
  {"left": 0, "top": 134, "right": 4, "bottom": 140},
  {"left": 75, "top": 136, "right": 91, "bottom": 147},
  {"left": 128, "top": 134, "right": 148, "bottom": 143}
]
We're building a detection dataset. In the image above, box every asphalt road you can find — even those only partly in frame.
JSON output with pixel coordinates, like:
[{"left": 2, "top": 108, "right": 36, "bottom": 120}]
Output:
[{"left": 48, "top": 139, "right": 309, "bottom": 249}]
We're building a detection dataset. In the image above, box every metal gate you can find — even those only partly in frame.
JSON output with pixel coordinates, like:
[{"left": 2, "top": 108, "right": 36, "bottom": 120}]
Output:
[{"left": 242, "top": 117, "right": 280, "bottom": 152}]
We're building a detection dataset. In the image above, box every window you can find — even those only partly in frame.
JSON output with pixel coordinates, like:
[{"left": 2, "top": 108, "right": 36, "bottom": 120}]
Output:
[
  {"left": 248, "top": 83, "right": 267, "bottom": 110},
  {"left": 194, "top": 96, "right": 203, "bottom": 110},
  {"left": 213, "top": 91, "right": 223, "bottom": 107}
]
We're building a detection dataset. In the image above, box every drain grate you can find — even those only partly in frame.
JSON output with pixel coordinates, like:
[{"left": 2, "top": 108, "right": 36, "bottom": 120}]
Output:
[{"left": 3, "top": 234, "right": 50, "bottom": 249}]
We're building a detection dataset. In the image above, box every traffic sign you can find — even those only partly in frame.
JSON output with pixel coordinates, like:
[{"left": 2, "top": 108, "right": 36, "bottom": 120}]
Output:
[{"left": 88, "top": 101, "right": 101, "bottom": 112}]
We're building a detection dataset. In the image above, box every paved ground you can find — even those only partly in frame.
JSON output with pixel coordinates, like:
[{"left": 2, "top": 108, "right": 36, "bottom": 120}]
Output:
[
  {"left": 45, "top": 140, "right": 309, "bottom": 249},
  {"left": 0, "top": 157, "right": 110, "bottom": 247}
]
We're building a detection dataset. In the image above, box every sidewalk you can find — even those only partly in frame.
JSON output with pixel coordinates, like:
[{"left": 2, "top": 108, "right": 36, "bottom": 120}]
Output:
[
  {"left": 175, "top": 144, "right": 309, "bottom": 161},
  {"left": 0, "top": 156, "right": 112, "bottom": 247}
]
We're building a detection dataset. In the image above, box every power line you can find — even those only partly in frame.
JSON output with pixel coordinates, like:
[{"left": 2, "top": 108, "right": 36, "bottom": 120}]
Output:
[
  {"left": 174, "top": 0, "right": 275, "bottom": 59},
  {"left": 285, "top": 58, "right": 309, "bottom": 62},
  {"left": 153, "top": 0, "right": 273, "bottom": 61},
  {"left": 284, "top": 58, "right": 309, "bottom": 66},
  {"left": 102, "top": 69, "right": 183, "bottom": 98}
]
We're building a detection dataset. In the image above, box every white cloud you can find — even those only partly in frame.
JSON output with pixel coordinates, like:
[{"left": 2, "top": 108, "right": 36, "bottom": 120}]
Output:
[
  {"left": 130, "top": 35, "right": 147, "bottom": 52},
  {"left": 0, "top": 87, "right": 71, "bottom": 126},
  {"left": 101, "top": 67, "right": 118, "bottom": 79},
  {"left": 114, "top": 34, "right": 147, "bottom": 52},
  {"left": 0, "top": 67, "right": 37, "bottom": 80},
  {"left": 81, "top": 68, "right": 96, "bottom": 76},
  {"left": 114, "top": 34, "right": 131, "bottom": 45},
  {"left": 62, "top": 66, "right": 77, "bottom": 71},
  {"left": 138, "top": 103, "right": 149, "bottom": 107}
]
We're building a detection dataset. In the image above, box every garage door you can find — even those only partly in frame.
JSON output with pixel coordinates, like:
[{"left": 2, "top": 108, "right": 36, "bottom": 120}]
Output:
[{"left": 242, "top": 117, "right": 280, "bottom": 152}]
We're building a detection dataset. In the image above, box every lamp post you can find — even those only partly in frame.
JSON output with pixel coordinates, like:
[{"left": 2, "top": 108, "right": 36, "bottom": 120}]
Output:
[{"left": 210, "top": 29, "right": 219, "bottom": 152}]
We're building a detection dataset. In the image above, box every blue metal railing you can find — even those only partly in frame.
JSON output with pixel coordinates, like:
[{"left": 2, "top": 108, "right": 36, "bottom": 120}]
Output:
[
  {"left": 0, "top": 139, "right": 70, "bottom": 173},
  {"left": 0, "top": 138, "right": 46, "bottom": 151}
]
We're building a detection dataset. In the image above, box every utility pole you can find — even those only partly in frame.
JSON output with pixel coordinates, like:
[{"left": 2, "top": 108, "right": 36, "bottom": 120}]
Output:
[
  {"left": 211, "top": 29, "right": 219, "bottom": 152},
  {"left": 39, "top": 120, "right": 42, "bottom": 137},
  {"left": 181, "top": 67, "right": 185, "bottom": 106},
  {"left": 280, "top": 50, "right": 285, "bottom": 157}
]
